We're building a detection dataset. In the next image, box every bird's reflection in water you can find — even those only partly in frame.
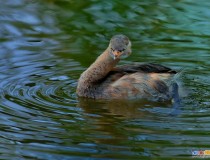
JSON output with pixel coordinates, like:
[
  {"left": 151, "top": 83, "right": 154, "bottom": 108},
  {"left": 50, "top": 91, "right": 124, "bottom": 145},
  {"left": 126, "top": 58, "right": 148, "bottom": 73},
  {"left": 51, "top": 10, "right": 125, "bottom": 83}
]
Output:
[
  {"left": 76, "top": 98, "right": 179, "bottom": 150},
  {"left": 78, "top": 98, "right": 175, "bottom": 119}
]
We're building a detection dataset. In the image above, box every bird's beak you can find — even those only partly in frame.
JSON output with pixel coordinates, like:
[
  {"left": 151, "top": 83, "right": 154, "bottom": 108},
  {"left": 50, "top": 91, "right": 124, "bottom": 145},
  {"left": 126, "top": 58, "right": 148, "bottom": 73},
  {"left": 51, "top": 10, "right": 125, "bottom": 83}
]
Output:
[{"left": 112, "top": 50, "right": 122, "bottom": 60}]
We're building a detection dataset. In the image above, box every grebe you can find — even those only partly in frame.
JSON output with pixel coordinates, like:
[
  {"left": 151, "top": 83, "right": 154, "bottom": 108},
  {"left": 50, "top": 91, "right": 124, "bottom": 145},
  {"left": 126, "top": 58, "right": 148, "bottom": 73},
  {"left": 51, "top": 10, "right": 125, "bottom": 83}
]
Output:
[{"left": 77, "top": 34, "right": 180, "bottom": 102}]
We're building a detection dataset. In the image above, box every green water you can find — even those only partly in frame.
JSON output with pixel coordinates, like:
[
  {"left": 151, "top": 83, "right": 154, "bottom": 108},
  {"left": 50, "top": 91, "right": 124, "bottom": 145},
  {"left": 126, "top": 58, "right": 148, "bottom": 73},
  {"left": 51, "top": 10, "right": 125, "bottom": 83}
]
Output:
[{"left": 0, "top": 0, "right": 210, "bottom": 159}]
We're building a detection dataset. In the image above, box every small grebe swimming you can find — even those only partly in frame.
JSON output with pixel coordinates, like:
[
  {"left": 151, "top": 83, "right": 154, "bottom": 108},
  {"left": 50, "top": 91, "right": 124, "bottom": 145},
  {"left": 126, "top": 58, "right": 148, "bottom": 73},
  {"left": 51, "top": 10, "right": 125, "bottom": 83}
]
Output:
[{"left": 77, "top": 35, "right": 180, "bottom": 102}]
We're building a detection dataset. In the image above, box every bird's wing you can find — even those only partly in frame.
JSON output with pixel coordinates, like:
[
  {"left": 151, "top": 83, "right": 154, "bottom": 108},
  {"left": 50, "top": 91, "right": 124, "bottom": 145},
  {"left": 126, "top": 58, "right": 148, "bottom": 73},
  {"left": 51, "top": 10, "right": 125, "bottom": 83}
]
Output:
[{"left": 112, "top": 63, "right": 177, "bottom": 74}]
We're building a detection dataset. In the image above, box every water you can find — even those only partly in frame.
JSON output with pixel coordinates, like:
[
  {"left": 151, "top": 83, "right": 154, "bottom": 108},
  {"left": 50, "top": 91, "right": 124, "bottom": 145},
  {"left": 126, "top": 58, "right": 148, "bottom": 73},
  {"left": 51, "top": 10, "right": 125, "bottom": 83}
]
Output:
[{"left": 0, "top": 0, "right": 210, "bottom": 159}]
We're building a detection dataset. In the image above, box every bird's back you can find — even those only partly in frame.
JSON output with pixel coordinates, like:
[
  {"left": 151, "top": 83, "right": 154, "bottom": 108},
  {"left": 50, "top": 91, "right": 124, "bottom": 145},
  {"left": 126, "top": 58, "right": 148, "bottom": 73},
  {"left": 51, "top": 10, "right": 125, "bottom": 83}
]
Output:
[{"left": 99, "top": 63, "right": 177, "bottom": 100}]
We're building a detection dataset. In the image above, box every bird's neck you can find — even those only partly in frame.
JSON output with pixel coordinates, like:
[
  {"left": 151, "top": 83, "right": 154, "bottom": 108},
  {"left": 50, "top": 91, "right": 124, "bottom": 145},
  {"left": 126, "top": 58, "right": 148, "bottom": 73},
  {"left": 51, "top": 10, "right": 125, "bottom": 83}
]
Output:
[{"left": 77, "top": 48, "right": 119, "bottom": 96}]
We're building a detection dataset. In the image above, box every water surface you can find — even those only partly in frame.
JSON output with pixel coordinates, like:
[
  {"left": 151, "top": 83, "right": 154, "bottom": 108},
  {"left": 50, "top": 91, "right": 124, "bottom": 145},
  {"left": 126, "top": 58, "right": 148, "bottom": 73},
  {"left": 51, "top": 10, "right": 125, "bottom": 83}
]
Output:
[{"left": 0, "top": 0, "right": 210, "bottom": 159}]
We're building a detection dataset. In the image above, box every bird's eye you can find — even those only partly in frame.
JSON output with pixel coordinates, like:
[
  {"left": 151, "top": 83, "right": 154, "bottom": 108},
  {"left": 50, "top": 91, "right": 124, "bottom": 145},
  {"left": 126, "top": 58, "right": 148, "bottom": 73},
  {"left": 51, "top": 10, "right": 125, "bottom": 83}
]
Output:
[
  {"left": 111, "top": 48, "right": 125, "bottom": 52},
  {"left": 118, "top": 48, "right": 126, "bottom": 52}
]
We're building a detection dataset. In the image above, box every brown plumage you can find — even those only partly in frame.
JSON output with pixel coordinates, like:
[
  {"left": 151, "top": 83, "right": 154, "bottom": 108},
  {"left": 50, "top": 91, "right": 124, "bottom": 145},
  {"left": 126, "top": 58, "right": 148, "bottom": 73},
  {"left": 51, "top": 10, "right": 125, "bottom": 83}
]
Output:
[{"left": 77, "top": 35, "right": 179, "bottom": 101}]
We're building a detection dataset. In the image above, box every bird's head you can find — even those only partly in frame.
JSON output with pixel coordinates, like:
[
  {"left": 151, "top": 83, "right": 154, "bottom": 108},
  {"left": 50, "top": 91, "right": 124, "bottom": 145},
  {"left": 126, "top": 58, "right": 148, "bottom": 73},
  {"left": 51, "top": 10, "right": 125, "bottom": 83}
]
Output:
[{"left": 108, "top": 34, "right": 132, "bottom": 60}]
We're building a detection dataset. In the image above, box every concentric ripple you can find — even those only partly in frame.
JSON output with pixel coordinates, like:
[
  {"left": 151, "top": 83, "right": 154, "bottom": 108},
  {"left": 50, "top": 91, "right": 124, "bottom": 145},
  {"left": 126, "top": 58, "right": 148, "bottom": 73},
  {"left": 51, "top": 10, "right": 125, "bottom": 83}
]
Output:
[
  {"left": 0, "top": 57, "right": 90, "bottom": 159},
  {"left": 1, "top": 72, "right": 79, "bottom": 114}
]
